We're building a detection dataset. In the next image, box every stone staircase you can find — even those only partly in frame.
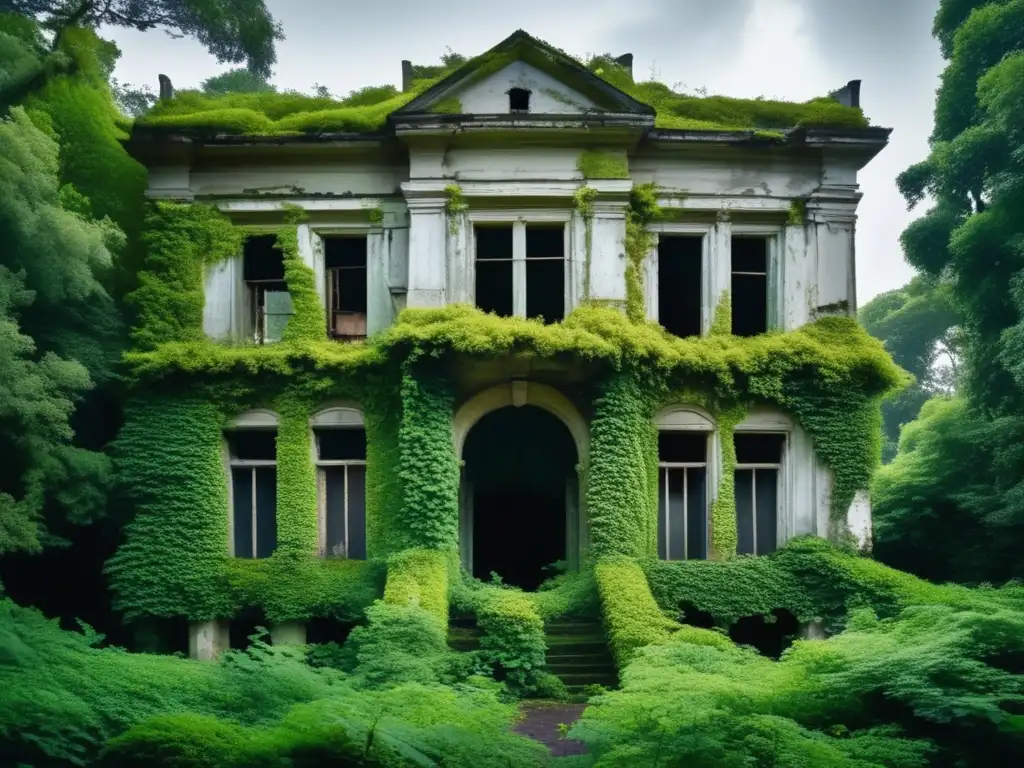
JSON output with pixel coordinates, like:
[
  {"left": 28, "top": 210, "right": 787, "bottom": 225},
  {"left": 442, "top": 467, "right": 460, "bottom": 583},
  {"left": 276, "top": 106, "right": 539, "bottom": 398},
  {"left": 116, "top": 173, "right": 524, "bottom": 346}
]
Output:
[
  {"left": 544, "top": 619, "right": 617, "bottom": 693},
  {"left": 447, "top": 616, "right": 618, "bottom": 694}
]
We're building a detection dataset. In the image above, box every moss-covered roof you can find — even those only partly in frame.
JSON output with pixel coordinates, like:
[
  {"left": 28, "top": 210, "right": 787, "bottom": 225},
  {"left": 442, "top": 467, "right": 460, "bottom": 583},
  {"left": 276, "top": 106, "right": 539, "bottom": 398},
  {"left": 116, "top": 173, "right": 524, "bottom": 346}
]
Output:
[{"left": 135, "top": 31, "right": 870, "bottom": 139}]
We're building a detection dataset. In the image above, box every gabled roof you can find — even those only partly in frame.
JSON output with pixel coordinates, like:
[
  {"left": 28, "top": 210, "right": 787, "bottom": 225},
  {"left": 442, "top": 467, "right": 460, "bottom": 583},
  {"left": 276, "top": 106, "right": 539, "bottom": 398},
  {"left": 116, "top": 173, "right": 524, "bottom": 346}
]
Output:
[{"left": 391, "top": 30, "right": 656, "bottom": 118}]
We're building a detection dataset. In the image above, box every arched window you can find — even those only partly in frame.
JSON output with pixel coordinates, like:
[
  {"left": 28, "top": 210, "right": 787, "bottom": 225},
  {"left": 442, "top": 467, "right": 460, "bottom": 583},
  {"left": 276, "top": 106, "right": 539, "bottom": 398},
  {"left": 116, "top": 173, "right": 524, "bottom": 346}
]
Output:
[
  {"left": 226, "top": 410, "right": 279, "bottom": 558},
  {"left": 655, "top": 407, "right": 715, "bottom": 560},
  {"left": 312, "top": 408, "right": 367, "bottom": 559},
  {"left": 734, "top": 408, "right": 792, "bottom": 555}
]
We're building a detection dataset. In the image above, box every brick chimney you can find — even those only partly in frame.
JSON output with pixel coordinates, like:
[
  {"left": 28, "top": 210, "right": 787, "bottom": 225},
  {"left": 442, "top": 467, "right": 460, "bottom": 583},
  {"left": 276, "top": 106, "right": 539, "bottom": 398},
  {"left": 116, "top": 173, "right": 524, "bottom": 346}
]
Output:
[{"left": 829, "top": 79, "right": 862, "bottom": 109}]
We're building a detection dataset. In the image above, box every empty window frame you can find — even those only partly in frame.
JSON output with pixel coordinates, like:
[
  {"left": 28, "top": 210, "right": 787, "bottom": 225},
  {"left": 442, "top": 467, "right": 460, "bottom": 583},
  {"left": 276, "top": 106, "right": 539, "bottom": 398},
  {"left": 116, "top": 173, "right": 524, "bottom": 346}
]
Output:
[
  {"left": 657, "top": 432, "right": 709, "bottom": 560},
  {"left": 315, "top": 428, "right": 367, "bottom": 559},
  {"left": 324, "top": 236, "right": 368, "bottom": 341},
  {"left": 509, "top": 87, "right": 531, "bottom": 113},
  {"left": 658, "top": 235, "right": 703, "bottom": 337},
  {"left": 734, "top": 433, "right": 785, "bottom": 556},
  {"left": 473, "top": 221, "right": 567, "bottom": 323},
  {"left": 227, "top": 429, "right": 277, "bottom": 558},
  {"left": 243, "top": 235, "right": 292, "bottom": 344},
  {"left": 731, "top": 236, "right": 770, "bottom": 337}
]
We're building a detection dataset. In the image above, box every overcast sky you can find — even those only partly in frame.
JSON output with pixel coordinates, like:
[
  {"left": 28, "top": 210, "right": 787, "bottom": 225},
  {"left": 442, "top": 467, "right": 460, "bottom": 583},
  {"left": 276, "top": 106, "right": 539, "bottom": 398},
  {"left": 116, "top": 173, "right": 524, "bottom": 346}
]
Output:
[{"left": 103, "top": 0, "right": 944, "bottom": 305}]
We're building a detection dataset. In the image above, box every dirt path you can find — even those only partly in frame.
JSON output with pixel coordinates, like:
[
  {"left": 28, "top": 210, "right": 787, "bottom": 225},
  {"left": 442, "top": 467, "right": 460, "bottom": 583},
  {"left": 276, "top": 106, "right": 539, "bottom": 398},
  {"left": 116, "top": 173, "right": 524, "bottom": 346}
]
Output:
[{"left": 514, "top": 701, "right": 588, "bottom": 756}]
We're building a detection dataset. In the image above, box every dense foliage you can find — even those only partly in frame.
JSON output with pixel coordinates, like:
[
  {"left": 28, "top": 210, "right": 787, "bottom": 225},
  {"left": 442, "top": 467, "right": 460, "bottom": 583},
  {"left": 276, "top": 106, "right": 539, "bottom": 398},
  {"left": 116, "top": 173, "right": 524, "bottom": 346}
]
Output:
[
  {"left": 872, "top": 0, "right": 1024, "bottom": 584},
  {"left": 3, "top": 3, "right": 1024, "bottom": 767}
]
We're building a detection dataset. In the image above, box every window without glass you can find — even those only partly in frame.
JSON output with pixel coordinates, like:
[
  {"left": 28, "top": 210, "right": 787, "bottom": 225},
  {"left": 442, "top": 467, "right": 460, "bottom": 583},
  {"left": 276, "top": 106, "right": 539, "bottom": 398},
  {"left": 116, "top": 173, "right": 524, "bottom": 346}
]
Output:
[
  {"left": 657, "top": 432, "right": 708, "bottom": 560},
  {"left": 731, "top": 236, "right": 769, "bottom": 337},
  {"left": 509, "top": 87, "right": 531, "bottom": 113},
  {"left": 658, "top": 235, "right": 702, "bottom": 337},
  {"left": 227, "top": 430, "right": 277, "bottom": 558},
  {"left": 316, "top": 428, "right": 367, "bottom": 560},
  {"left": 473, "top": 222, "right": 566, "bottom": 323},
  {"left": 474, "top": 225, "right": 514, "bottom": 317},
  {"left": 525, "top": 225, "right": 565, "bottom": 323},
  {"left": 324, "top": 236, "right": 368, "bottom": 340},
  {"left": 734, "top": 433, "right": 784, "bottom": 556},
  {"left": 244, "top": 235, "right": 292, "bottom": 344}
]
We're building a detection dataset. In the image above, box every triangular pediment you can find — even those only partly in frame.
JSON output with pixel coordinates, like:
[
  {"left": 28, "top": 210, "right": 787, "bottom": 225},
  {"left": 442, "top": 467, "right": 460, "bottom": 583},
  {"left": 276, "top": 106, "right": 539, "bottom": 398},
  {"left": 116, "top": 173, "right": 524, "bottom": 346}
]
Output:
[{"left": 393, "top": 30, "right": 654, "bottom": 119}]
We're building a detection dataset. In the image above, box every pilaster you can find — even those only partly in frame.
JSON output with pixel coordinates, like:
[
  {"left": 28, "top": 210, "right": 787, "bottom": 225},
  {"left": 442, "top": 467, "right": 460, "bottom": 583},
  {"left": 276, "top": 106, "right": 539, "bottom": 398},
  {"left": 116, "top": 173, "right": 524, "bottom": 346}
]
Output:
[
  {"left": 707, "top": 211, "right": 732, "bottom": 331},
  {"left": 586, "top": 182, "right": 632, "bottom": 307},
  {"left": 188, "top": 619, "right": 229, "bottom": 661},
  {"left": 806, "top": 186, "right": 861, "bottom": 317},
  {"left": 401, "top": 181, "right": 448, "bottom": 309}
]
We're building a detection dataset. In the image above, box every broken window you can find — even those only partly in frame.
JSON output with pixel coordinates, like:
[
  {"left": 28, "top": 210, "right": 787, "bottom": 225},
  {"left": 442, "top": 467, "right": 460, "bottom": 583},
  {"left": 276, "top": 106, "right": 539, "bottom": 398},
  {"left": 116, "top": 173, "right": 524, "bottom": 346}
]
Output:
[
  {"left": 316, "top": 428, "right": 367, "bottom": 560},
  {"left": 734, "top": 433, "right": 784, "bottom": 556},
  {"left": 243, "top": 235, "right": 291, "bottom": 344},
  {"left": 658, "top": 235, "right": 702, "bottom": 337},
  {"left": 526, "top": 225, "right": 565, "bottom": 323},
  {"left": 324, "top": 236, "right": 368, "bottom": 340},
  {"left": 731, "top": 236, "right": 769, "bottom": 337},
  {"left": 474, "top": 225, "right": 514, "bottom": 317},
  {"left": 657, "top": 432, "right": 708, "bottom": 560},
  {"left": 509, "top": 87, "right": 531, "bottom": 113},
  {"left": 473, "top": 222, "right": 566, "bottom": 323},
  {"left": 227, "top": 429, "right": 277, "bottom": 558}
]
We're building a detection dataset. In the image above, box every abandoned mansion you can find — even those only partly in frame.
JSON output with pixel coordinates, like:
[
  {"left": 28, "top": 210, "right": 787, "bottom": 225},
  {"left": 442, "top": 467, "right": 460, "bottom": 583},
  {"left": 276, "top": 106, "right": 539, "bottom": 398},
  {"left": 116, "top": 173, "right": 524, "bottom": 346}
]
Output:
[{"left": 115, "top": 30, "right": 895, "bottom": 660}]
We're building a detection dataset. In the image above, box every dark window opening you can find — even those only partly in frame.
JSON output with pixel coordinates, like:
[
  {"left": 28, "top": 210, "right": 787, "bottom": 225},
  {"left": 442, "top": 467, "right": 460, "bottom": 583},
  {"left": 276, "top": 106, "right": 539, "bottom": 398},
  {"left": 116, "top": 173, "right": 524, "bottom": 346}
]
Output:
[
  {"left": 658, "top": 236, "right": 702, "bottom": 337},
  {"left": 306, "top": 618, "right": 356, "bottom": 646},
  {"left": 678, "top": 602, "right": 716, "bottom": 629},
  {"left": 316, "top": 428, "right": 367, "bottom": 561},
  {"left": 325, "top": 237, "right": 367, "bottom": 340},
  {"left": 657, "top": 432, "right": 708, "bottom": 560},
  {"left": 228, "top": 429, "right": 277, "bottom": 559},
  {"left": 728, "top": 609, "right": 799, "bottom": 658},
  {"left": 526, "top": 225, "right": 565, "bottom": 323},
  {"left": 244, "top": 236, "right": 291, "bottom": 343},
  {"left": 475, "top": 226, "right": 514, "bottom": 317},
  {"left": 509, "top": 87, "right": 531, "bottom": 113},
  {"left": 731, "top": 236, "right": 769, "bottom": 337},
  {"left": 317, "top": 427, "right": 367, "bottom": 461},
  {"left": 734, "top": 433, "right": 784, "bottom": 556},
  {"left": 229, "top": 608, "right": 269, "bottom": 650},
  {"left": 465, "top": 405, "right": 577, "bottom": 591}
]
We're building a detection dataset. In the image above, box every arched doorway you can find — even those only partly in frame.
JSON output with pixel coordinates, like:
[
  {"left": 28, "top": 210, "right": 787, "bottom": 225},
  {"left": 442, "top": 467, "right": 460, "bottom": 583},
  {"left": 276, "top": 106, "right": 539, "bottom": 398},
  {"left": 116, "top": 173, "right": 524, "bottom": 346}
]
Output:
[{"left": 462, "top": 405, "right": 579, "bottom": 590}]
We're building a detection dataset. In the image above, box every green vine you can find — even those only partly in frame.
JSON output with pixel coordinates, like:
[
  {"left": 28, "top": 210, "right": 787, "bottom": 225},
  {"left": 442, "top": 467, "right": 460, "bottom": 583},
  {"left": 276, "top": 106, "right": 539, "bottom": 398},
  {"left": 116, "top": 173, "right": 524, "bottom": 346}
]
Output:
[
  {"left": 624, "top": 184, "right": 660, "bottom": 322},
  {"left": 574, "top": 185, "right": 596, "bottom": 300},
  {"left": 710, "top": 290, "right": 732, "bottom": 336},
  {"left": 709, "top": 407, "right": 745, "bottom": 558},
  {"left": 444, "top": 184, "right": 468, "bottom": 236},
  {"left": 277, "top": 207, "right": 325, "bottom": 342},
  {"left": 787, "top": 199, "right": 807, "bottom": 225}
]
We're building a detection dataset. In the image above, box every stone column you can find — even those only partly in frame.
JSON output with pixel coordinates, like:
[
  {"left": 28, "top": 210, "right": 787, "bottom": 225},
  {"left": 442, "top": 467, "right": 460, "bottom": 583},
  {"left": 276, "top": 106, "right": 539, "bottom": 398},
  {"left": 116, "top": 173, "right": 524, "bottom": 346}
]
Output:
[
  {"left": 706, "top": 211, "right": 732, "bottom": 332},
  {"left": 586, "top": 180, "right": 632, "bottom": 309},
  {"left": 806, "top": 184, "right": 861, "bottom": 318},
  {"left": 401, "top": 182, "right": 447, "bottom": 309},
  {"left": 189, "top": 619, "right": 229, "bottom": 661},
  {"left": 270, "top": 622, "right": 307, "bottom": 646}
]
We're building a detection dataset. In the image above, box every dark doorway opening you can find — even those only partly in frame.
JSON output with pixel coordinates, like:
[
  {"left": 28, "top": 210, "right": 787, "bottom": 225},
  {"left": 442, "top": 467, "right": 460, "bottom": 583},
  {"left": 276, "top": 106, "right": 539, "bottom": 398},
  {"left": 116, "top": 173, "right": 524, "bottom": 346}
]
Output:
[{"left": 464, "top": 405, "right": 578, "bottom": 591}]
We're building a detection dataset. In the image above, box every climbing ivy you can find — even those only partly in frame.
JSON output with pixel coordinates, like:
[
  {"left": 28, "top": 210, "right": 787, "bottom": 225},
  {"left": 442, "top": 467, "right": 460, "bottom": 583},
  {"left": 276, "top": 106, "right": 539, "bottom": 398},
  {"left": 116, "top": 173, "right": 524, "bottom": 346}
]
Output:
[
  {"left": 624, "top": 184, "right": 659, "bottom": 321},
  {"left": 276, "top": 209, "right": 326, "bottom": 342},
  {"left": 444, "top": 184, "right": 468, "bottom": 235},
  {"left": 574, "top": 185, "right": 596, "bottom": 299},
  {"left": 577, "top": 150, "right": 628, "bottom": 179}
]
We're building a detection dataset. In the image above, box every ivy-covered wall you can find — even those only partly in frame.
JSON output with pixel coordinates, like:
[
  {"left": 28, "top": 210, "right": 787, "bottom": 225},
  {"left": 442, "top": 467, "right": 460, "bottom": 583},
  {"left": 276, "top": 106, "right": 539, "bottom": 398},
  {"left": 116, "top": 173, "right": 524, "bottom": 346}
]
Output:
[{"left": 109, "top": 193, "right": 906, "bottom": 632}]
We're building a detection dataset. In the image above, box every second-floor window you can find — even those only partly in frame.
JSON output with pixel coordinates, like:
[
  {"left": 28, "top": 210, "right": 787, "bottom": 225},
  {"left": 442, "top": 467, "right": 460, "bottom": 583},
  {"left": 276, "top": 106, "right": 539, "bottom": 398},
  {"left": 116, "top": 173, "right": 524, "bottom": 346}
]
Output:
[
  {"left": 734, "top": 433, "right": 784, "bottom": 555},
  {"left": 474, "top": 222, "right": 566, "bottom": 324},
  {"left": 316, "top": 427, "right": 367, "bottom": 559},
  {"left": 244, "top": 235, "right": 292, "bottom": 344},
  {"left": 658, "top": 235, "right": 703, "bottom": 337},
  {"left": 227, "top": 429, "right": 277, "bottom": 558},
  {"left": 324, "top": 236, "right": 368, "bottom": 341},
  {"left": 731, "top": 236, "right": 770, "bottom": 337},
  {"left": 657, "top": 432, "right": 708, "bottom": 560}
]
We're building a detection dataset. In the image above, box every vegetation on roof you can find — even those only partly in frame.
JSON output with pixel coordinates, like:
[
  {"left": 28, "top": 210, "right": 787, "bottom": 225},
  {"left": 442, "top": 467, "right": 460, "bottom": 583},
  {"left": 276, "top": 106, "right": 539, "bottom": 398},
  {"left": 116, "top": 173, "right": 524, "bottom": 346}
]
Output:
[{"left": 135, "top": 37, "right": 869, "bottom": 138}]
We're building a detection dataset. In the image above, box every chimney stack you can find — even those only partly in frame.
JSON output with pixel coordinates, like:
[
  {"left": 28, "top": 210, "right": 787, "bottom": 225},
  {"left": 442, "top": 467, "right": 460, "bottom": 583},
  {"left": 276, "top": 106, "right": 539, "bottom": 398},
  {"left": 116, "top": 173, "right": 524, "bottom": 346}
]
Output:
[
  {"left": 829, "top": 79, "right": 861, "bottom": 109},
  {"left": 614, "top": 53, "right": 633, "bottom": 80},
  {"left": 158, "top": 74, "right": 174, "bottom": 101},
  {"left": 401, "top": 60, "right": 413, "bottom": 92}
]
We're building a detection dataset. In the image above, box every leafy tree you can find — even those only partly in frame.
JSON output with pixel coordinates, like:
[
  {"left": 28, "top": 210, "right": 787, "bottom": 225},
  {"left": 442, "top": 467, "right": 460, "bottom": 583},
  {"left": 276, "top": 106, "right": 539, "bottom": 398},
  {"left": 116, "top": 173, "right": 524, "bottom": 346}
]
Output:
[
  {"left": 874, "top": 0, "right": 1024, "bottom": 582},
  {"left": 0, "top": 0, "right": 283, "bottom": 109},
  {"left": 200, "top": 66, "right": 273, "bottom": 95},
  {"left": 859, "top": 275, "right": 961, "bottom": 461},
  {"left": 0, "top": 106, "right": 120, "bottom": 554}
]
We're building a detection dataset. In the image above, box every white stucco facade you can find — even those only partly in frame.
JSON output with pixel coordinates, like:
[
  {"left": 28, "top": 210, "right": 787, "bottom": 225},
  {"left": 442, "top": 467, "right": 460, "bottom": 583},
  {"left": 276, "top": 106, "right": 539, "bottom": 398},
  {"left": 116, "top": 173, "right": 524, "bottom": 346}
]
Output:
[{"left": 131, "top": 36, "right": 889, "bottom": 573}]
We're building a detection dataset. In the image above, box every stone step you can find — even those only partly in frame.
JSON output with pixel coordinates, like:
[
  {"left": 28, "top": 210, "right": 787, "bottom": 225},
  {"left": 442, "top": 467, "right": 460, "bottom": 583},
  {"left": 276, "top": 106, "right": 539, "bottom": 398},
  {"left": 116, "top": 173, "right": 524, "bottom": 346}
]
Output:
[
  {"left": 558, "top": 672, "right": 619, "bottom": 687},
  {"left": 544, "top": 622, "right": 605, "bottom": 636},
  {"left": 547, "top": 659, "right": 616, "bottom": 670}
]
